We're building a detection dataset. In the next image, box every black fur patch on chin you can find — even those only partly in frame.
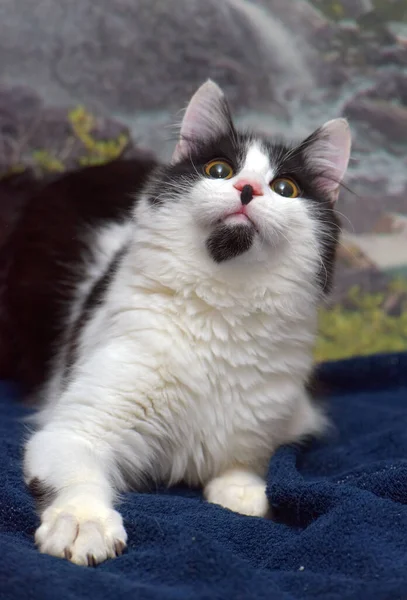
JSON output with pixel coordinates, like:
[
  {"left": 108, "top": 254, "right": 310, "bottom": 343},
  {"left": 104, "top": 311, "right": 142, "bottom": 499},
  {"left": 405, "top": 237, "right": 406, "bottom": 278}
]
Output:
[{"left": 206, "top": 223, "right": 255, "bottom": 263}]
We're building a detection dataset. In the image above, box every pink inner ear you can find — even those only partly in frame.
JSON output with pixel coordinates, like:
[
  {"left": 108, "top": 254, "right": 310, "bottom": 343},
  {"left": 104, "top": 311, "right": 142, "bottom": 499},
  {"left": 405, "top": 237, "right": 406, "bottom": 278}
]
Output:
[
  {"left": 172, "top": 80, "right": 231, "bottom": 163},
  {"left": 306, "top": 119, "right": 351, "bottom": 199}
]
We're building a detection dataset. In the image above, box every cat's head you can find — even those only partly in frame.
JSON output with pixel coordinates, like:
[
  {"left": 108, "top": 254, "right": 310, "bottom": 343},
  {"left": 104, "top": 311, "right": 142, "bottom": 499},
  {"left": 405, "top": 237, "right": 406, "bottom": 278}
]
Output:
[{"left": 137, "top": 80, "right": 351, "bottom": 294}]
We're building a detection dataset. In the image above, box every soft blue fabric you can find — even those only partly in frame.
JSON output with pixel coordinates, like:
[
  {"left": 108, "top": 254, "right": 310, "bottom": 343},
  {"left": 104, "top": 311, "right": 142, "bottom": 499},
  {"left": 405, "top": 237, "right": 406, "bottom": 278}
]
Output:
[{"left": 1, "top": 353, "right": 407, "bottom": 599}]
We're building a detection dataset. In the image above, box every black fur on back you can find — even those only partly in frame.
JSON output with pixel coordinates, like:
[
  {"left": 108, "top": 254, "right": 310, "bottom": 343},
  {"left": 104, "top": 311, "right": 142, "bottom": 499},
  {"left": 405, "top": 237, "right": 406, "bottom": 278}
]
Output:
[{"left": 63, "top": 244, "right": 129, "bottom": 385}]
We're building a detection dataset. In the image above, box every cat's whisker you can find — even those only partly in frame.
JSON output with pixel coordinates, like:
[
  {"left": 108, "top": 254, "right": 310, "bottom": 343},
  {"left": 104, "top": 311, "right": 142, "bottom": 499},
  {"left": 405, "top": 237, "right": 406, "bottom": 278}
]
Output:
[
  {"left": 334, "top": 237, "right": 362, "bottom": 264},
  {"left": 332, "top": 210, "right": 354, "bottom": 234},
  {"left": 313, "top": 244, "right": 329, "bottom": 291},
  {"left": 186, "top": 149, "right": 202, "bottom": 180}
]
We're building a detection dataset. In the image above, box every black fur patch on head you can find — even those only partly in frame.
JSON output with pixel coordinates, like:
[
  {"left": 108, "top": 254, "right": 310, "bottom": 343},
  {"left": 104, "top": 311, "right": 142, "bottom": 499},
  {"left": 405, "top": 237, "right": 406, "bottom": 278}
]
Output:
[
  {"left": 27, "top": 477, "right": 57, "bottom": 513},
  {"left": 262, "top": 133, "right": 341, "bottom": 294},
  {"left": 147, "top": 129, "right": 249, "bottom": 207},
  {"left": 206, "top": 223, "right": 255, "bottom": 263}
]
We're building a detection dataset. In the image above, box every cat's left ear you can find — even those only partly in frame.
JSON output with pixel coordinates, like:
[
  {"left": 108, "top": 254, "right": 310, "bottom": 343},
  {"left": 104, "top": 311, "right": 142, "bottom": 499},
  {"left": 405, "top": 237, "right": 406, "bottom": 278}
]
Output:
[
  {"left": 303, "top": 118, "right": 352, "bottom": 203},
  {"left": 172, "top": 80, "right": 234, "bottom": 163}
]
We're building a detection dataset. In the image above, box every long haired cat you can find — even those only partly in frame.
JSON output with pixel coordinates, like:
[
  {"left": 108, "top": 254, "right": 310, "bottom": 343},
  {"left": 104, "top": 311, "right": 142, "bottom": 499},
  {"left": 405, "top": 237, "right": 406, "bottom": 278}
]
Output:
[{"left": 10, "top": 80, "right": 351, "bottom": 566}]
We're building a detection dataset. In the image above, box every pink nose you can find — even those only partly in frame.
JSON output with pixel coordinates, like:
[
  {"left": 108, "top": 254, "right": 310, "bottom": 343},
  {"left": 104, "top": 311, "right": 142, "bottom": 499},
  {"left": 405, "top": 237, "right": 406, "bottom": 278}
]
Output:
[{"left": 233, "top": 179, "right": 263, "bottom": 196}]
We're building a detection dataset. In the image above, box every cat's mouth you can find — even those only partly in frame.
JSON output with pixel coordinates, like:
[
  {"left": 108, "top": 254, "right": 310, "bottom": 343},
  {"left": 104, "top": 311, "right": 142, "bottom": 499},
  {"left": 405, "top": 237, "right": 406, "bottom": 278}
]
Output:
[{"left": 222, "top": 208, "right": 257, "bottom": 231}]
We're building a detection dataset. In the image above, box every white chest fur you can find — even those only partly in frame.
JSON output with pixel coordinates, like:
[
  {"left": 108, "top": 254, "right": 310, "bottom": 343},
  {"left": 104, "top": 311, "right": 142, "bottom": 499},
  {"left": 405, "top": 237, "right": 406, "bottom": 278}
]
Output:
[{"left": 51, "top": 234, "right": 321, "bottom": 488}]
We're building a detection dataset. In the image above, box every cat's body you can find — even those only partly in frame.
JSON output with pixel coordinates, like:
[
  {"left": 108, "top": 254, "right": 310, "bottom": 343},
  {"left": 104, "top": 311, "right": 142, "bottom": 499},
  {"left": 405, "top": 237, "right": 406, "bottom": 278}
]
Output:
[{"left": 3, "top": 81, "right": 351, "bottom": 566}]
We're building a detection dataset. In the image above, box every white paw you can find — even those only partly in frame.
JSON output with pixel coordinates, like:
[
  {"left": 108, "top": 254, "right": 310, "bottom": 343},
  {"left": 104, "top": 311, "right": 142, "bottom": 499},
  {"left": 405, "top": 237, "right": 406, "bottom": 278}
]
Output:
[
  {"left": 35, "top": 501, "right": 127, "bottom": 566},
  {"left": 204, "top": 470, "right": 269, "bottom": 517}
]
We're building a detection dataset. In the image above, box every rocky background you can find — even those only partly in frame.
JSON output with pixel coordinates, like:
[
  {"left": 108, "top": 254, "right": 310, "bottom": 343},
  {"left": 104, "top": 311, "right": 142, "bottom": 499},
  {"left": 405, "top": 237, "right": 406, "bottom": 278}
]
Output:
[{"left": 1, "top": 0, "right": 407, "bottom": 361}]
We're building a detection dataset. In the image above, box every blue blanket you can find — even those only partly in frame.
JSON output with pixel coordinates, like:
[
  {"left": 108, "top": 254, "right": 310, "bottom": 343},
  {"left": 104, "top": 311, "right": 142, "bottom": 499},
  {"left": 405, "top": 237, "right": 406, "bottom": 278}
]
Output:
[{"left": 1, "top": 352, "right": 407, "bottom": 599}]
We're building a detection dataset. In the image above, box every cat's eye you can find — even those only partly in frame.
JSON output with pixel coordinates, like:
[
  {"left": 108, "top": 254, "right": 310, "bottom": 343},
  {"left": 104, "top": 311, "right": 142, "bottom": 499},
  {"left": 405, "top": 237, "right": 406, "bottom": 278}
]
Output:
[
  {"left": 270, "top": 178, "right": 300, "bottom": 198},
  {"left": 204, "top": 160, "right": 234, "bottom": 180}
]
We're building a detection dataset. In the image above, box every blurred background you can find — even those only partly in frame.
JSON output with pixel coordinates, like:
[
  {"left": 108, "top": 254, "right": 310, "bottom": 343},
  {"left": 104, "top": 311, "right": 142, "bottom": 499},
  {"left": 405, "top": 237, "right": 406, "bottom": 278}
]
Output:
[{"left": 1, "top": 0, "right": 407, "bottom": 361}]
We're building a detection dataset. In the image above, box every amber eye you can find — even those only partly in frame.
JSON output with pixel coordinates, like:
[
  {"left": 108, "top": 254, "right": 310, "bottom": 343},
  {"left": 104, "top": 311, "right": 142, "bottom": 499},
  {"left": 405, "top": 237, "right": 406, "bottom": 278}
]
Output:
[
  {"left": 204, "top": 160, "right": 234, "bottom": 180},
  {"left": 270, "top": 178, "right": 300, "bottom": 198}
]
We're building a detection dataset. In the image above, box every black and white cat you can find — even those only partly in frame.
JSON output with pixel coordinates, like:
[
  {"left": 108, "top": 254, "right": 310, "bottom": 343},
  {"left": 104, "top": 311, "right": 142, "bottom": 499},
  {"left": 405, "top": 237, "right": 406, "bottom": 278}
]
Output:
[{"left": 19, "top": 80, "right": 351, "bottom": 566}]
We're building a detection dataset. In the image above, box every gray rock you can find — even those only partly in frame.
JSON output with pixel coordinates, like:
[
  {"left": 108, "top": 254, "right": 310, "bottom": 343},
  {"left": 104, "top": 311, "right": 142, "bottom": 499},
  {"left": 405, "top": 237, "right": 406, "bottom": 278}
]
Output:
[
  {"left": 0, "top": 0, "right": 314, "bottom": 119},
  {"left": 376, "top": 45, "right": 407, "bottom": 67},
  {"left": 337, "top": 180, "right": 407, "bottom": 235},
  {"left": 343, "top": 98, "right": 407, "bottom": 145},
  {"left": 337, "top": 19, "right": 360, "bottom": 34},
  {"left": 387, "top": 21, "right": 407, "bottom": 47},
  {"left": 352, "top": 73, "right": 407, "bottom": 105},
  {"left": 339, "top": 0, "right": 373, "bottom": 19},
  {"left": 253, "top": 0, "right": 331, "bottom": 42},
  {"left": 0, "top": 84, "right": 154, "bottom": 177},
  {"left": 252, "top": 0, "right": 347, "bottom": 85}
]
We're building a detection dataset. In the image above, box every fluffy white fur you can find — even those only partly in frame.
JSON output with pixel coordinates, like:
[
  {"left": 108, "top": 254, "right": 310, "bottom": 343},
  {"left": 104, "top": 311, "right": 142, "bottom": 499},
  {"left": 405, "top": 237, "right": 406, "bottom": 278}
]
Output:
[{"left": 24, "top": 81, "right": 351, "bottom": 566}]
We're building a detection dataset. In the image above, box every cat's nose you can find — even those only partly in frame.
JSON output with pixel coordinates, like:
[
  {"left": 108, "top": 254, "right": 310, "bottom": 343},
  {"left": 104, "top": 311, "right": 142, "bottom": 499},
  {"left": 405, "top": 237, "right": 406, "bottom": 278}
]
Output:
[{"left": 233, "top": 179, "right": 263, "bottom": 205}]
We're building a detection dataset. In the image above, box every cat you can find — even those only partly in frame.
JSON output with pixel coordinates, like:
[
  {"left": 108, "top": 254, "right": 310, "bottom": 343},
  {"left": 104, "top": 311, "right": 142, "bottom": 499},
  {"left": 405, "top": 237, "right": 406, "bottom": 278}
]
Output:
[{"left": 10, "top": 80, "right": 351, "bottom": 566}]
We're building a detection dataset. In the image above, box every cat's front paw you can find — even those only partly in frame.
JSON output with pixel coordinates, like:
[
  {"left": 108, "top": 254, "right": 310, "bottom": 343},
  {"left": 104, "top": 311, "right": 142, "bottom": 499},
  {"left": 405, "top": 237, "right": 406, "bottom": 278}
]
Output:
[
  {"left": 35, "top": 501, "right": 127, "bottom": 566},
  {"left": 204, "top": 469, "right": 269, "bottom": 517}
]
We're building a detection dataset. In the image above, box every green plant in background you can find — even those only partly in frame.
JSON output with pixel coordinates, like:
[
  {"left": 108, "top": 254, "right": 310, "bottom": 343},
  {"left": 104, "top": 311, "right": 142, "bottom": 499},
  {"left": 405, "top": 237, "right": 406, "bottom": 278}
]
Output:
[
  {"left": 32, "top": 150, "right": 65, "bottom": 173},
  {"left": 316, "top": 279, "right": 407, "bottom": 361},
  {"left": 68, "top": 106, "right": 128, "bottom": 167},
  {"left": 24, "top": 106, "right": 130, "bottom": 177},
  {"left": 0, "top": 163, "right": 27, "bottom": 180},
  {"left": 317, "top": 1, "right": 344, "bottom": 20}
]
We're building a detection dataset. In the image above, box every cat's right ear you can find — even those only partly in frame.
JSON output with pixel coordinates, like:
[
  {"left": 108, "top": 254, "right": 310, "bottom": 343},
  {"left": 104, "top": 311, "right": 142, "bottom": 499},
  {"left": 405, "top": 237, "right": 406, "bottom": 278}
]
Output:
[
  {"left": 172, "top": 80, "right": 234, "bottom": 163},
  {"left": 302, "top": 118, "right": 352, "bottom": 204}
]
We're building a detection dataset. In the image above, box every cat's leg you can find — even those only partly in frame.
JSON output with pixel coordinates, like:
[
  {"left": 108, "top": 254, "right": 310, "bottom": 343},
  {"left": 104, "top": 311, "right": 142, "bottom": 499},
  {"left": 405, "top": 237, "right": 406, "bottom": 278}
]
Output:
[
  {"left": 24, "top": 427, "right": 129, "bottom": 566},
  {"left": 204, "top": 468, "right": 269, "bottom": 517},
  {"left": 204, "top": 389, "right": 326, "bottom": 518}
]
